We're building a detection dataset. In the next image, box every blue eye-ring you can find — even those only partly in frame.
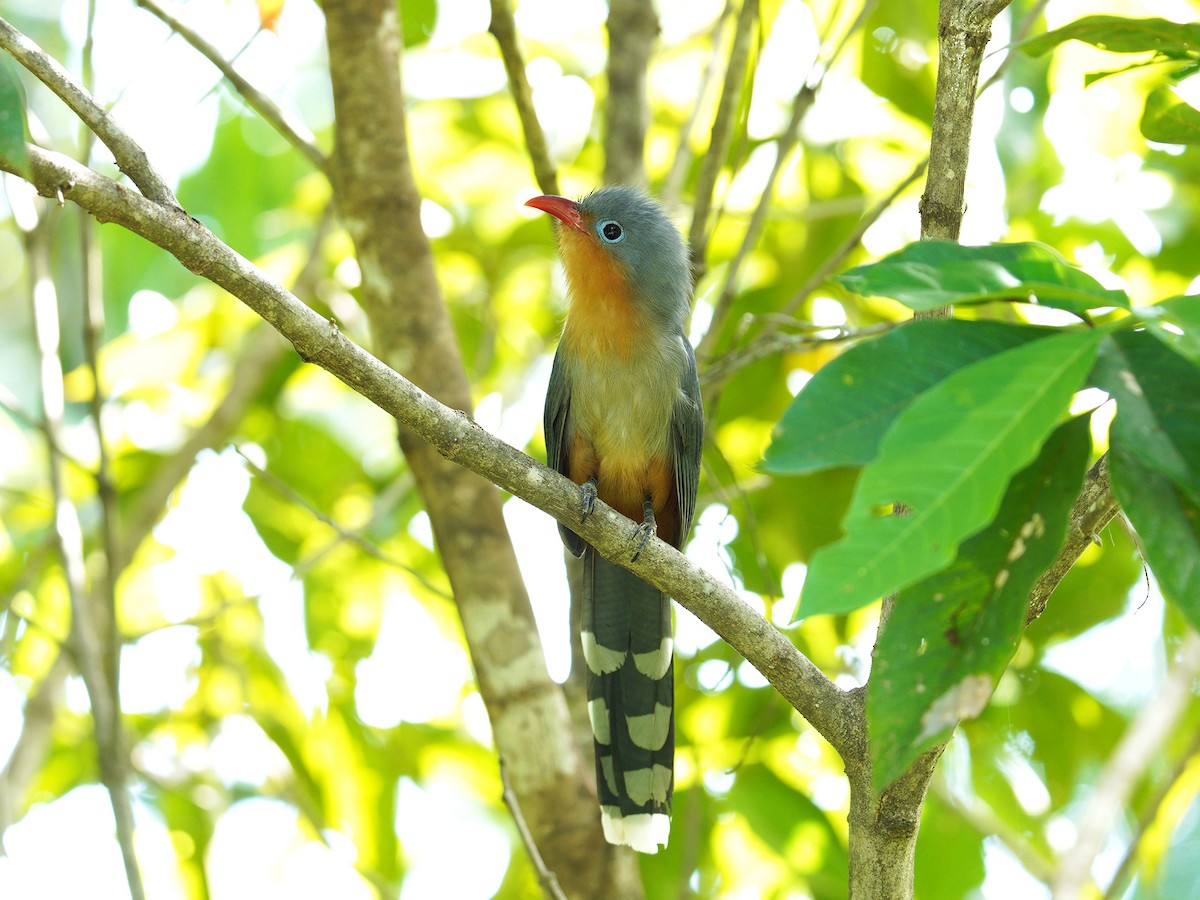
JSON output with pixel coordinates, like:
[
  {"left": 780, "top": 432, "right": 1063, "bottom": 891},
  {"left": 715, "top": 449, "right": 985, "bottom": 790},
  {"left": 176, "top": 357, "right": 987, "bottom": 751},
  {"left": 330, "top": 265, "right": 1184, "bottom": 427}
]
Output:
[{"left": 597, "top": 220, "right": 625, "bottom": 243}]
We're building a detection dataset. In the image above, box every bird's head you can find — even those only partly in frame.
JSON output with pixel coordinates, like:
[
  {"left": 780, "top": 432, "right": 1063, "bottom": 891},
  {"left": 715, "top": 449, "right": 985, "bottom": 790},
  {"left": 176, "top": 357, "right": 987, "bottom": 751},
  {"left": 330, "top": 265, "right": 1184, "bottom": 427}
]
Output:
[{"left": 526, "top": 187, "right": 691, "bottom": 328}]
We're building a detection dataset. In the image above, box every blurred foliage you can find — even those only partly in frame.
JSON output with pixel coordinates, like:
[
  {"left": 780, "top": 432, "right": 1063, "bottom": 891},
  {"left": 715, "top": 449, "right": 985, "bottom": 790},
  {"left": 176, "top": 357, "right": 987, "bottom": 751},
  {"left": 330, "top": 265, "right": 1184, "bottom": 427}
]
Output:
[{"left": 2, "top": 0, "right": 1200, "bottom": 898}]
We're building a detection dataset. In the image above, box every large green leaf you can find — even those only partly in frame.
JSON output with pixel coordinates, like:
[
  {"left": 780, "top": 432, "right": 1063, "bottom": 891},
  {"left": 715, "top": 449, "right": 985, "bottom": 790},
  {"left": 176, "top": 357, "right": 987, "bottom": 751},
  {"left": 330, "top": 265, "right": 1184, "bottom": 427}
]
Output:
[
  {"left": 868, "top": 416, "right": 1091, "bottom": 791},
  {"left": 0, "top": 56, "right": 30, "bottom": 179},
  {"left": 1141, "top": 87, "right": 1200, "bottom": 145},
  {"left": 1110, "top": 443, "right": 1200, "bottom": 629},
  {"left": 834, "top": 241, "right": 1129, "bottom": 315},
  {"left": 763, "top": 320, "right": 1051, "bottom": 475},
  {"left": 1102, "top": 330, "right": 1200, "bottom": 625},
  {"left": 1021, "top": 16, "right": 1200, "bottom": 58},
  {"left": 1094, "top": 329, "right": 1200, "bottom": 506},
  {"left": 798, "top": 329, "right": 1102, "bottom": 617}
]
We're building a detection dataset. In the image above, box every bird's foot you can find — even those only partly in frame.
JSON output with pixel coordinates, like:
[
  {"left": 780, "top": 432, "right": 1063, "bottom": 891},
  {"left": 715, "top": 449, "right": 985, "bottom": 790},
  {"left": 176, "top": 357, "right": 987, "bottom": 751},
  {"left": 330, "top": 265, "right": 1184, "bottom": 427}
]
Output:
[
  {"left": 580, "top": 477, "right": 598, "bottom": 523},
  {"left": 631, "top": 499, "right": 656, "bottom": 562}
]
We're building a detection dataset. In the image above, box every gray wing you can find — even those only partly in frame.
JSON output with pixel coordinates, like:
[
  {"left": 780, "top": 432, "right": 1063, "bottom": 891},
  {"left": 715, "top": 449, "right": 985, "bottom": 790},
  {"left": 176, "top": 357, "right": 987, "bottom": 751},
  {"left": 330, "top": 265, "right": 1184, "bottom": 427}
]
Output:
[
  {"left": 670, "top": 339, "right": 704, "bottom": 547},
  {"left": 545, "top": 348, "right": 585, "bottom": 556}
]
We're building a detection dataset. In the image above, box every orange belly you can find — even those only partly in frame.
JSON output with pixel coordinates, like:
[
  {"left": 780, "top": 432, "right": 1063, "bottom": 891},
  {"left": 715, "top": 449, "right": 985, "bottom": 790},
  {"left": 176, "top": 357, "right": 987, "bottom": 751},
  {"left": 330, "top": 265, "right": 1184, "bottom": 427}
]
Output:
[{"left": 570, "top": 434, "right": 679, "bottom": 546}]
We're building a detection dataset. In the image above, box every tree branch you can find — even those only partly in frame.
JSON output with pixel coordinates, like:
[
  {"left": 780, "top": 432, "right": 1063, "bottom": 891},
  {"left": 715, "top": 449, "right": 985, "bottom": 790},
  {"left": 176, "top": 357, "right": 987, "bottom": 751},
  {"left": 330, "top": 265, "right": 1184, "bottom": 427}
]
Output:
[
  {"left": 1026, "top": 454, "right": 1119, "bottom": 624},
  {"left": 489, "top": 0, "right": 559, "bottom": 196},
  {"left": 920, "top": 0, "right": 1013, "bottom": 240}
]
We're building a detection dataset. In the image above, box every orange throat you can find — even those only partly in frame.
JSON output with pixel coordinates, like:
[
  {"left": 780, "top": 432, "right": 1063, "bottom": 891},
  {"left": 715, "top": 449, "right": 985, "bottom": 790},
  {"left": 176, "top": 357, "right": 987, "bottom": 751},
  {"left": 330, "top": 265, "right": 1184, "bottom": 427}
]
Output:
[{"left": 558, "top": 230, "right": 642, "bottom": 360}]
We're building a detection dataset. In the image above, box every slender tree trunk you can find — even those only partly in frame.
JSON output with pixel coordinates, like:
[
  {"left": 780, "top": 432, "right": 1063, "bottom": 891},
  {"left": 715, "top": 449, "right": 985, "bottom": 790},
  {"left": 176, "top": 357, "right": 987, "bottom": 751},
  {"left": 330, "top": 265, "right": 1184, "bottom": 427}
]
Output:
[
  {"left": 603, "top": 0, "right": 657, "bottom": 186},
  {"left": 846, "top": 3, "right": 1014, "bottom": 895},
  {"left": 321, "top": 0, "right": 640, "bottom": 894}
]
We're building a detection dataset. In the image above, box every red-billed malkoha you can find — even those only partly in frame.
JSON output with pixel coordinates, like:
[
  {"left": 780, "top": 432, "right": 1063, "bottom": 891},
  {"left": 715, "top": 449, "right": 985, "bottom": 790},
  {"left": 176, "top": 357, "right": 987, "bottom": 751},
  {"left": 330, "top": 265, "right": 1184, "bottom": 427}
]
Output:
[{"left": 527, "top": 187, "right": 703, "bottom": 854}]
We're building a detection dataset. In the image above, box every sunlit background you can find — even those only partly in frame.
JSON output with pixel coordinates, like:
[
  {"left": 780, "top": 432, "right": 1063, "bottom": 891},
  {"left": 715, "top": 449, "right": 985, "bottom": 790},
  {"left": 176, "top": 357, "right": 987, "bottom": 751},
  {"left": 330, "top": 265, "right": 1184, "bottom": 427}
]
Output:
[{"left": 2, "top": 0, "right": 1199, "bottom": 896}]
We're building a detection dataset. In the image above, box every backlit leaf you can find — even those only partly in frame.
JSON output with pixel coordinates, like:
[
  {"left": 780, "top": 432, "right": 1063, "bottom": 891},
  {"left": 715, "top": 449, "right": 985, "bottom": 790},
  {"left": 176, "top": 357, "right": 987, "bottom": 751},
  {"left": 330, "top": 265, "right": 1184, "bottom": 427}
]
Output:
[
  {"left": 834, "top": 241, "right": 1129, "bottom": 315},
  {"left": 799, "top": 330, "right": 1101, "bottom": 617},
  {"left": 764, "top": 320, "right": 1051, "bottom": 475},
  {"left": 868, "top": 416, "right": 1090, "bottom": 790},
  {"left": 1021, "top": 16, "right": 1200, "bottom": 58}
]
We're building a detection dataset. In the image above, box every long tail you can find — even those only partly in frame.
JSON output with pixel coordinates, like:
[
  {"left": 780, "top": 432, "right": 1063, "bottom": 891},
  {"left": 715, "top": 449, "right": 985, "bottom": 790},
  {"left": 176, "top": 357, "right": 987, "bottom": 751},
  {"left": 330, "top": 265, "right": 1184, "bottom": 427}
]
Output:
[{"left": 581, "top": 545, "right": 674, "bottom": 854}]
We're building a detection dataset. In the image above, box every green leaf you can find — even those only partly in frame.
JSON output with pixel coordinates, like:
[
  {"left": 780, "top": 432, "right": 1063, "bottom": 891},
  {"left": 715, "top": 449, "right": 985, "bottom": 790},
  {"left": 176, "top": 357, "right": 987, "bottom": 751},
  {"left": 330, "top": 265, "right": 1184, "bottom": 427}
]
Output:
[
  {"left": 915, "top": 792, "right": 986, "bottom": 898},
  {"left": 1021, "top": 16, "right": 1200, "bottom": 58},
  {"left": 1141, "top": 86, "right": 1200, "bottom": 144},
  {"left": 834, "top": 241, "right": 1130, "bottom": 315},
  {"left": 798, "top": 329, "right": 1102, "bottom": 618},
  {"left": 1144, "top": 295, "right": 1200, "bottom": 364},
  {"left": 1094, "top": 329, "right": 1200, "bottom": 507},
  {"left": 399, "top": 0, "right": 437, "bottom": 47},
  {"left": 763, "top": 320, "right": 1051, "bottom": 475},
  {"left": 1110, "top": 443, "right": 1200, "bottom": 629},
  {"left": 1100, "top": 330, "right": 1200, "bottom": 625},
  {"left": 0, "top": 56, "right": 31, "bottom": 179},
  {"left": 868, "top": 416, "right": 1091, "bottom": 791}
]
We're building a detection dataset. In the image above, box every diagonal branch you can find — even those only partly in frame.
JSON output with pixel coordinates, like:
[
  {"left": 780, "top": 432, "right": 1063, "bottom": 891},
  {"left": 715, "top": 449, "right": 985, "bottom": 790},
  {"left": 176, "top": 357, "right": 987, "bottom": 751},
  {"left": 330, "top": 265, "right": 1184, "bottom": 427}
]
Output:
[
  {"left": 1026, "top": 454, "right": 1119, "bottom": 624},
  {"left": 131, "top": 0, "right": 327, "bottom": 172},
  {"left": 1051, "top": 629, "right": 1200, "bottom": 899},
  {"left": 696, "top": 0, "right": 880, "bottom": 363},
  {"left": 4, "top": 143, "right": 857, "bottom": 760},
  {"left": 488, "top": 0, "right": 559, "bottom": 196}
]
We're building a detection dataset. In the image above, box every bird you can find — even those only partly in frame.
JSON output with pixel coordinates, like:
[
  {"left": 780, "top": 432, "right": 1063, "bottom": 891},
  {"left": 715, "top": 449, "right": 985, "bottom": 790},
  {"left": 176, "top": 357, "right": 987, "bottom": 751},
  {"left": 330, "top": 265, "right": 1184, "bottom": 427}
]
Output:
[{"left": 526, "top": 186, "right": 703, "bottom": 854}]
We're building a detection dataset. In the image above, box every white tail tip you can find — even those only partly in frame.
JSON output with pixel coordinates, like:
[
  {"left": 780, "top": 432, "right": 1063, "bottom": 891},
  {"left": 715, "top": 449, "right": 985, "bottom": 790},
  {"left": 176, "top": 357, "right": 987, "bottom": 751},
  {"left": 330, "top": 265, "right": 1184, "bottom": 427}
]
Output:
[{"left": 600, "top": 808, "right": 670, "bottom": 854}]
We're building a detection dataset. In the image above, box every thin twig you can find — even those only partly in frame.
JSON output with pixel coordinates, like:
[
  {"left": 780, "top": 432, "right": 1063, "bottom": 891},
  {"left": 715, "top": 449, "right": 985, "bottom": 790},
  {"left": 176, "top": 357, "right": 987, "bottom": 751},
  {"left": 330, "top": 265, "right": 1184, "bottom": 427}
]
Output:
[
  {"left": 932, "top": 773, "right": 1056, "bottom": 884},
  {"left": 500, "top": 760, "right": 568, "bottom": 900},
  {"left": 1051, "top": 629, "right": 1200, "bottom": 898},
  {"left": 24, "top": 207, "right": 145, "bottom": 900},
  {"left": 0, "top": 385, "right": 98, "bottom": 478},
  {"left": 701, "top": 321, "right": 895, "bottom": 387},
  {"left": 1103, "top": 726, "right": 1200, "bottom": 900},
  {"left": 0, "top": 15, "right": 176, "bottom": 204},
  {"left": 979, "top": 0, "right": 1053, "bottom": 95},
  {"left": 77, "top": 0, "right": 122, "bottom": 720},
  {"left": 488, "top": 0, "right": 558, "bottom": 195},
  {"left": 781, "top": 158, "right": 928, "bottom": 318},
  {"left": 132, "top": 0, "right": 327, "bottom": 172},
  {"left": 688, "top": 0, "right": 758, "bottom": 285},
  {"left": 663, "top": 0, "right": 735, "bottom": 209},
  {"left": 233, "top": 447, "right": 450, "bottom": 599},
  {"left": 696, "top": 0, "right": 881, "bottom": 364},
  {"left": 708, "top": 0, "right": 1048, "bottom": 382}
]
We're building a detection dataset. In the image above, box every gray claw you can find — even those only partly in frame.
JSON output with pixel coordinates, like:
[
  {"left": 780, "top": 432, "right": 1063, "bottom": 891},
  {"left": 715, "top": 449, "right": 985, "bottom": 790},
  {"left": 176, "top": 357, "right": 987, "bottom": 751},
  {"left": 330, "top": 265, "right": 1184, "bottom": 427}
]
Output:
[{"left": 580, "top": 478, "right": 598, "bottom": 523}]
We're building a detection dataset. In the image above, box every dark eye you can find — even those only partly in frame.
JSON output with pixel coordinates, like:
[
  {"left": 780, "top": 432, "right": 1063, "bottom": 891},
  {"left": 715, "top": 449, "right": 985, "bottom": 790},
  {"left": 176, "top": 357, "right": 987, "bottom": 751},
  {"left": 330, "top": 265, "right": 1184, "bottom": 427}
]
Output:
[{"left": 597, "top": 220, "right": 624, "bottom": 243}]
